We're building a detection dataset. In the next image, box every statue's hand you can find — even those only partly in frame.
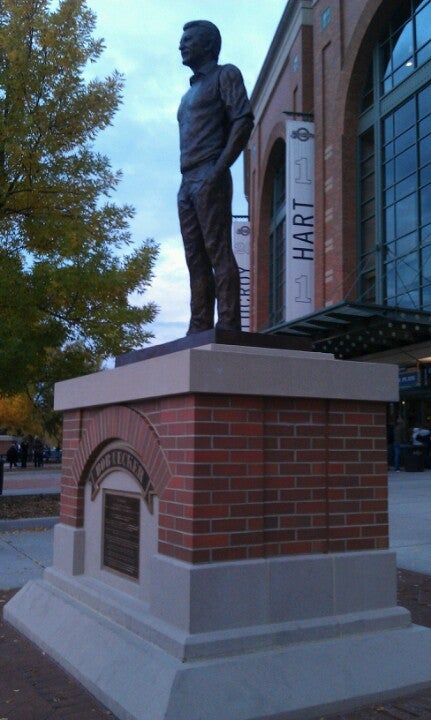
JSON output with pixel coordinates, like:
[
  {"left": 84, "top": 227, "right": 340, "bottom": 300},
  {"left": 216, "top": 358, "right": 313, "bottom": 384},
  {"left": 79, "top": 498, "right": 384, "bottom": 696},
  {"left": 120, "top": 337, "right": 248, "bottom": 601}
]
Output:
[{"left": 201, "top": 166, "right": 225, "bottom": 192}]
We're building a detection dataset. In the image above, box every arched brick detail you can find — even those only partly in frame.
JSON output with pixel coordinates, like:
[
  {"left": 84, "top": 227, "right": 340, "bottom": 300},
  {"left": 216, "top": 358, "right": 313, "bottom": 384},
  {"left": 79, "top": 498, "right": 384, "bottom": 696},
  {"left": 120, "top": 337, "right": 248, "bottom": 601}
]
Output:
[
  {"left": 338, "top": 0, "right": 396, "bottom": 139},
  {"left": 69, "top": 405, "right": 171, "bottom": 498}
]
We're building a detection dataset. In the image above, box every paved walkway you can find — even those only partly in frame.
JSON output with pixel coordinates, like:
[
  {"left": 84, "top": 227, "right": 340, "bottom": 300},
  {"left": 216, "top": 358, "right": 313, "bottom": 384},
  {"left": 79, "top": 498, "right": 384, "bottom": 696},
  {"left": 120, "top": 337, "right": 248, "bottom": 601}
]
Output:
[
  {"left": 1, "top": 463, "right": 61, "bottom": 495},
  {"left": 3, "top": 467, "right": 431, "bottom": 719},
  {"left": 389, "top": 470, "right": 431, "bottom": 573}
]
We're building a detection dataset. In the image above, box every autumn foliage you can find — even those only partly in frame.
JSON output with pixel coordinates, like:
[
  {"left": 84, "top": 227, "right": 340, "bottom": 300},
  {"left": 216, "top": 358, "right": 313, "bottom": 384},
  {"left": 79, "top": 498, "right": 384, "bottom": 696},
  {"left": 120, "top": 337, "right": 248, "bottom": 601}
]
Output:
[{"left": 0, "top": 0, "right": 158, "bottom": 399}]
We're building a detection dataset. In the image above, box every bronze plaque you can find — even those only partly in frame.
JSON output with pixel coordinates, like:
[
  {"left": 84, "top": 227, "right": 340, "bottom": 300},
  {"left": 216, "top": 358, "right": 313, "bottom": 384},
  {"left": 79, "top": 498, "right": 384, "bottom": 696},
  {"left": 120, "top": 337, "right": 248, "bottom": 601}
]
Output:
[{"left": 103, "top": 492, "right": 140, "bottom": 579}]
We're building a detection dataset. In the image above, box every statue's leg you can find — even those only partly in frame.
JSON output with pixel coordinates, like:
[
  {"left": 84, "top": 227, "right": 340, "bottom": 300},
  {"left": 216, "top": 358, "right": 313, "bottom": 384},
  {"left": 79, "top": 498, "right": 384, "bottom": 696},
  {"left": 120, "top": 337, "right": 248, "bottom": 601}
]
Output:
[
  {"left": 196, "top": 170, "right": 241, "bottom": 332},
  {"left": 178, "top": 179, "right": 215, "bottom": 334}
]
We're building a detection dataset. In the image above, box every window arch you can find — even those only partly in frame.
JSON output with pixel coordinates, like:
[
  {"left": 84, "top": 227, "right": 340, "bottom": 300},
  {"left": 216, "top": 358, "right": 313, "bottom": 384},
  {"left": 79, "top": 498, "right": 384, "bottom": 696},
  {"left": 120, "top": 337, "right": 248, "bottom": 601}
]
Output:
[{"left": 358, "top": 0, "right": 431, "bottom": 311}]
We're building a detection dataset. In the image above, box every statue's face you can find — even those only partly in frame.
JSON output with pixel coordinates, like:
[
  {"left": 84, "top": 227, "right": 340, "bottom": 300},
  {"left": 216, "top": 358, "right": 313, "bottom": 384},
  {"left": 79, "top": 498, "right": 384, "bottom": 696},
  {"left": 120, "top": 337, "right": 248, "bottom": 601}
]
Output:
[{"left": 179, "top": 27, "right": 210, "bottom": 69}]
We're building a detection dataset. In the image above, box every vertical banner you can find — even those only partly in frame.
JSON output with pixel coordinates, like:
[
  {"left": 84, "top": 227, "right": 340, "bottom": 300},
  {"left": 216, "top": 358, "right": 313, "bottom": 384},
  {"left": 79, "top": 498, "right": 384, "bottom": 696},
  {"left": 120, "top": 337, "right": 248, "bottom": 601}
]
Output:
[
  {"left": 232, "top": 220, "right": 251, "bottom": 331},
  {"left": 285, "top": 120, "right": 315, "bottom": 321}
]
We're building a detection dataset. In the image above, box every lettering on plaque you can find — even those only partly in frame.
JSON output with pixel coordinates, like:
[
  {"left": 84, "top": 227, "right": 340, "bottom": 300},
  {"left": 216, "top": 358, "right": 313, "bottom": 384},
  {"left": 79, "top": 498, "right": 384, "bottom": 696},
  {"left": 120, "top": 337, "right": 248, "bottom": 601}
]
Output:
[
  {"left": 103, "top": 492, "right": 140, "bottom": 579},
  {"left": 87, "top": 446, "right": 154, "bottom": 512}
]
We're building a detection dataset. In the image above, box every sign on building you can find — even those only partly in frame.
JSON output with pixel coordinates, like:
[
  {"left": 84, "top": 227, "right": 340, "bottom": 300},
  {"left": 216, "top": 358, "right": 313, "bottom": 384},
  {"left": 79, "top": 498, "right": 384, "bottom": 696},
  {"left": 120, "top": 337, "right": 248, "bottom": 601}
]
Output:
[
  {"left": 285, "top": 120, "right": 315, "bottom": 321},
  {"left": 232, "top": 220, "right": 251, "bottom": 331}
]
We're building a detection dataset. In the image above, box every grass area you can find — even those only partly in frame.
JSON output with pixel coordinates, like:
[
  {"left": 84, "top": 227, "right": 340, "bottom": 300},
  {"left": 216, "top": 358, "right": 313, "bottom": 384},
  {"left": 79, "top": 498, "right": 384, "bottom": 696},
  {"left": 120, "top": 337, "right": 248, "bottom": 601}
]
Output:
[{"left": 0, "top": 493, "right": 60, "bottom": 519}]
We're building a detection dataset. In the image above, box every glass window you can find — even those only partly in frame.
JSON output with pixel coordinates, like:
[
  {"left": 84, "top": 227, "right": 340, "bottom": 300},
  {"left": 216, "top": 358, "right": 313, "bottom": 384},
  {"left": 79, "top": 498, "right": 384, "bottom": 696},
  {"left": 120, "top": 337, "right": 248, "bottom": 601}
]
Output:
[
  {"left": 423, "top": 283, "right": 431, "bottom": 309},
  {"left": 385, "top": 260, "right": 396, "bottom": 297},
  {"left": 396, "top": 173, "right": 416, "bottom": 200},
  {"left": 394, "top": 98, "right": 415, "bottom": 135},
  {"left": 421, "top": 243, "right": 431, "bottom": 276},
  {"left": 361, "top": 63, "right": 374, "bottom": 111},
  {"left": 383, "top": 114, "right": 394, "bottom": 142},
  {"left": 384, "top": 141, "right": 394, "bottom": 162},
  {"left": 384, "top": 159, "right": 395, "bottom": 187},
  {"left": 395, "top": 146, "right": 416, "bottom": 181},
  {"left": 360, "top": 251, "right": 376, "bottom": 301},
  {"left": 269, "top": 145, "right": 286, "bottom": 325},
  {"left": 361, "top": 270, "right": 376, "bottom": 302},
  {"left": 385, "top": 239, "right": 397, "bottom": 260},
  {"left": 385, "top": 204, "right": 395, "bottom": 241},
  {"left": 397, "top": 290, "right": 419, "bottom": 308},
  {"left": 421, "top": 185, "right": 431, "bottom": 224},
  {"left": 385, "top": 186, "right": 395, "bottom": 205},
  {"left": 358, "top": 2, "right": 431, "bottom": 311},
  {"left": 359, "top": 125, "right": 376, "bottom": 302},
  {"left": 393, "top": 58, "right": 414, "bottom": 87},
  {"left": 395, "top": 126, "right": 416, "bottom": 154},
  {"left": 396, "top": 193, "right": 417, "bottom": 235},
  {"left": 419, "top": 82, "right": 431, "bottom": 117},
  {"left": 321, "top": 7, "right": 331, "bottom": 29},
  {"left": 421, "top": 163, "right": 431, "bottom": 185},
  {"left": 398, "top": 252, "right": 419, "bottom": 288},
  {"left": 392, "top": 23, "right": 414, "bottom": 70},
  {"left": 361, "top": 173, "right": 375, "bottom": 202},
  {"left": 418, "top": 42, "right": 431, "bottom": 65},
  {"left": 416, "top": 1, "right": 431, "bottom": 51},
  {"left": 362, "top": 197, "right": 375, "bottom": 220},
  {"left": 362, "top": 217, "right": 375, "bottom": 254},
  {"left": 379, "top": 0, "right": 431, "bottom": 94},
  {"left": 398, "top": 230, "right": 418, "bottom": 255},
  {"left": 360, "top": 127, "right": 374, "bottom": 162},
  {"left": 419, "top": 115, "right": 431, "bottom": 138},
  {"left": 420, "top": 135, "right": 431, "bottom": 166}
]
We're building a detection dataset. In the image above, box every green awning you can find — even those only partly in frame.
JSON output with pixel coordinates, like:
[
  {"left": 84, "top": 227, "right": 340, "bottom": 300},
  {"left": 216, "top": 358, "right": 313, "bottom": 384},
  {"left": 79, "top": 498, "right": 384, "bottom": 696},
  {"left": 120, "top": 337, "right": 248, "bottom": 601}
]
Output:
[{"left": 269, "top": 302, "right": 431, "bottom": 359}]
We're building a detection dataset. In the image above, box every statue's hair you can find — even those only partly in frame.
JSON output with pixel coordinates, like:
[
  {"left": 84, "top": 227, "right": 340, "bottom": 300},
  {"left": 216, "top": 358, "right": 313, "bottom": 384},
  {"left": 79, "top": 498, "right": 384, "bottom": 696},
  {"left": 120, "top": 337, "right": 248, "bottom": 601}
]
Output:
[{"left": 183, "top": 20, "right": 221, "bottom": 60}]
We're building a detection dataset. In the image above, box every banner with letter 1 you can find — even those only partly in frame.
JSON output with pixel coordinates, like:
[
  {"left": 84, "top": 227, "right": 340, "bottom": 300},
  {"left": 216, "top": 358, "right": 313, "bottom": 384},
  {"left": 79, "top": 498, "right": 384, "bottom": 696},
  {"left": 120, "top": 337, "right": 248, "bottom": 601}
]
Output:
[
  {"left": 285, "top": 120, "right": 315, "bottom": 321},
  {"left": 232, "top": 220, "right": 251, "bottom": 331}
]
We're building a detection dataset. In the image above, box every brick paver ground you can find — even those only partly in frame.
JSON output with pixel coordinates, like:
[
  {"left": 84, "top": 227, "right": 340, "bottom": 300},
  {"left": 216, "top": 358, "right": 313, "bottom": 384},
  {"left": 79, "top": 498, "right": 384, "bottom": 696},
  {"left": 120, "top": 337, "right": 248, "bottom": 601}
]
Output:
[
  {"left": 2, "top": 465, "right": 61, "bottom": 494},
  {"left": 0, "top": 588, "right": 114, "bottom": 719},
  {"left": 2, "top": 569, "right": 431, "bottom": 719}
]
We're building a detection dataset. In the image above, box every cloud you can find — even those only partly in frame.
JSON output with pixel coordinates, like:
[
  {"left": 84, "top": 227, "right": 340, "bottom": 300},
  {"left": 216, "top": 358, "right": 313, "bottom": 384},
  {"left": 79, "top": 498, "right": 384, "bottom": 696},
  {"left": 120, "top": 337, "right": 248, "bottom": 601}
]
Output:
[{"left": 130, "top": 236, "right": 190, "bottom": 344}]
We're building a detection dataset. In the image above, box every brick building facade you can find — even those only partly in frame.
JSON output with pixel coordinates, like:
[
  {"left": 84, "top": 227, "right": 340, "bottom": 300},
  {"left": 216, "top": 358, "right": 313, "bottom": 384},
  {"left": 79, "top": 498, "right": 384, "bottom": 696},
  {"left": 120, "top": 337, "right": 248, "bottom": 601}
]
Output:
[{"left": 246, "top": 0, "right": 431, "bottom": 429}]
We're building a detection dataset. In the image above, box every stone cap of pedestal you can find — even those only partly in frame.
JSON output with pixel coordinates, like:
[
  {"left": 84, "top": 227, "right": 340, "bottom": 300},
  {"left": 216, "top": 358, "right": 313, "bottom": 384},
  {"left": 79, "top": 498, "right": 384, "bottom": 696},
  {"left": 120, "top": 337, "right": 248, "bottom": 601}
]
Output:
[{"left": 54, "top": 343, "right": 399, "bottom": 412}]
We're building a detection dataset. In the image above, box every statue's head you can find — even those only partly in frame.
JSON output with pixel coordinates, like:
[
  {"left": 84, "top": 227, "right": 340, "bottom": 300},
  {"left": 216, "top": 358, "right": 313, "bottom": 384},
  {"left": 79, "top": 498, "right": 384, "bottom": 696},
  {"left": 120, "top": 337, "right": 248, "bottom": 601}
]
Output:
[{"left": 180, "top": 20, "right": 222, "bottom": 66}]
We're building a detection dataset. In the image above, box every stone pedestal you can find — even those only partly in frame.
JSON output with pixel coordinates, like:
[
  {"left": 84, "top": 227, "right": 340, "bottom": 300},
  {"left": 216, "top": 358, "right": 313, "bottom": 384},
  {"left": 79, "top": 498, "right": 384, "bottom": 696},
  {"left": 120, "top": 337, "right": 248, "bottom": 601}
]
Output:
[{"left": 6, "top": 342, "right": 431, "bottom": 720}]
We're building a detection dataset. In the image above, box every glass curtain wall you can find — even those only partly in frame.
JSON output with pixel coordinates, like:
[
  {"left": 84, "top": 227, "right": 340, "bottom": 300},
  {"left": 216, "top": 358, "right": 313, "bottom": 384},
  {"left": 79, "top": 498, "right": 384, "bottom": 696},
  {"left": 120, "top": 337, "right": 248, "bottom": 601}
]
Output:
[{"left": 358, "top": 0, "right": 431, "bottom": 310}]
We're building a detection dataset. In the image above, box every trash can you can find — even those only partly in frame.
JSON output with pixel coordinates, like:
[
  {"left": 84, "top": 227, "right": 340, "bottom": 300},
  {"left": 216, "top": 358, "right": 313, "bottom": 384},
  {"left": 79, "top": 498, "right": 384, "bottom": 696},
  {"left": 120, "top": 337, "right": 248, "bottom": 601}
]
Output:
[{"left": 404, "top": 445, "right": 425, "bottom": 472}]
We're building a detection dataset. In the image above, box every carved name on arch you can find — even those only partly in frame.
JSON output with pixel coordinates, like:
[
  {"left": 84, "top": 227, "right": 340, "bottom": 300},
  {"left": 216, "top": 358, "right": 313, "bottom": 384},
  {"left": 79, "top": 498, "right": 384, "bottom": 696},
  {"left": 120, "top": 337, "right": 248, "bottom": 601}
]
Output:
[{"left": 88, "top": 446, "right": 154, "bottom": 512}]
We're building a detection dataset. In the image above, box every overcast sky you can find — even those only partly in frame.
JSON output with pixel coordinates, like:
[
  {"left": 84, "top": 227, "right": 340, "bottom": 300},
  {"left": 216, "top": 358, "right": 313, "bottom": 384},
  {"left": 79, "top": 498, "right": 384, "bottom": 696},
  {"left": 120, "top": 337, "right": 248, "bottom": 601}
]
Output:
[{"left": 86, "top": 0, "right": 286, "bottom": 346}]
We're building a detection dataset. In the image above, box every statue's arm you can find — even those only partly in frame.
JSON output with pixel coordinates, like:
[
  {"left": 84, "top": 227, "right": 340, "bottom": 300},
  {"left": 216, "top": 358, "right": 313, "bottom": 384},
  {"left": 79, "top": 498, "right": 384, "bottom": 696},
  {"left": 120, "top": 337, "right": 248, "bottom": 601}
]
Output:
[
  {"left": 205, "top": 64, "right": 254, "bottom": 185},
  {"left": 211, "top": 116, "right": 253, "bottom": 181}
]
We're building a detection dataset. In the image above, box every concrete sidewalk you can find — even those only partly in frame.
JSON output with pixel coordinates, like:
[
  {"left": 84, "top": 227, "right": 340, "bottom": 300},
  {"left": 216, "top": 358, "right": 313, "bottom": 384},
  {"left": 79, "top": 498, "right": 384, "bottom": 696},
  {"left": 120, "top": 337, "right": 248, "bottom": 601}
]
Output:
[
  {"left": 389, "top": 468, "right": 431, "bottom": 574},
  {"left": 0, "top": 466, "right": 60, "bottom": 590},
  {"left": 0, "top": 525, "right": 55, "bottom": 590}
]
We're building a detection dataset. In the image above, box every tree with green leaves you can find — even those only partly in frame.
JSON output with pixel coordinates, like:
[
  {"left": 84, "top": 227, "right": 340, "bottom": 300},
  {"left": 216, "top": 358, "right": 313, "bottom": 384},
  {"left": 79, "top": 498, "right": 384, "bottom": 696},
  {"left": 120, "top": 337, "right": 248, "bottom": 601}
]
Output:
[{"left": 0, "top": 0, "right": 158, "bottom": 398}]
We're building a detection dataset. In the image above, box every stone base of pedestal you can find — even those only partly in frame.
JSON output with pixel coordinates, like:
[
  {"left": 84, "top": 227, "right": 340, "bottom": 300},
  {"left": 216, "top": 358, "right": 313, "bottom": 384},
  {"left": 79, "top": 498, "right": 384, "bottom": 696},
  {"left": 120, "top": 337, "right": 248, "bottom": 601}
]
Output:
[{"left": 6, "top": 548, "right": 431, "bottom": 720}]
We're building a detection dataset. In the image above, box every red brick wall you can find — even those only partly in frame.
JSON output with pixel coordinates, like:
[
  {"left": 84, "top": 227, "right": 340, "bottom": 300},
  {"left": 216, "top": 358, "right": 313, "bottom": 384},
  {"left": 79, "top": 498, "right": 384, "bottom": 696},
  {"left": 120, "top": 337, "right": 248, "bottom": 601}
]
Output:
[
  {"left": 60, "top": 392, "right": 388, "bottom": 564},
  {"left": 248, "top": 0, "right": 397, "bottom": 325},
  {"left": 248, "top": 22, "right": 314, "bottom": 332}
]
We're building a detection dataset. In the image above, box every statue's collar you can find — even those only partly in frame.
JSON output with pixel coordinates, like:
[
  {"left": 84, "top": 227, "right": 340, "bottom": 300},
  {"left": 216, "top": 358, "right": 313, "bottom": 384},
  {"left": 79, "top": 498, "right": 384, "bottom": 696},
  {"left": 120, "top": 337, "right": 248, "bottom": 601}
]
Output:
[{"left": 190, "top": 60, "right": 218, "bottom": 85}]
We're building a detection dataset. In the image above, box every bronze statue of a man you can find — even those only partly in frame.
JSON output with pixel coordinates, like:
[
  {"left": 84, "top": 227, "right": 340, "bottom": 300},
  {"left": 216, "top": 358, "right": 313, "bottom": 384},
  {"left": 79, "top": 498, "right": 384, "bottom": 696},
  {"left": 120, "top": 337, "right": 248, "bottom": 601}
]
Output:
[{"left": 177, "top": 20, "right": 254, "bottom": 335}]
